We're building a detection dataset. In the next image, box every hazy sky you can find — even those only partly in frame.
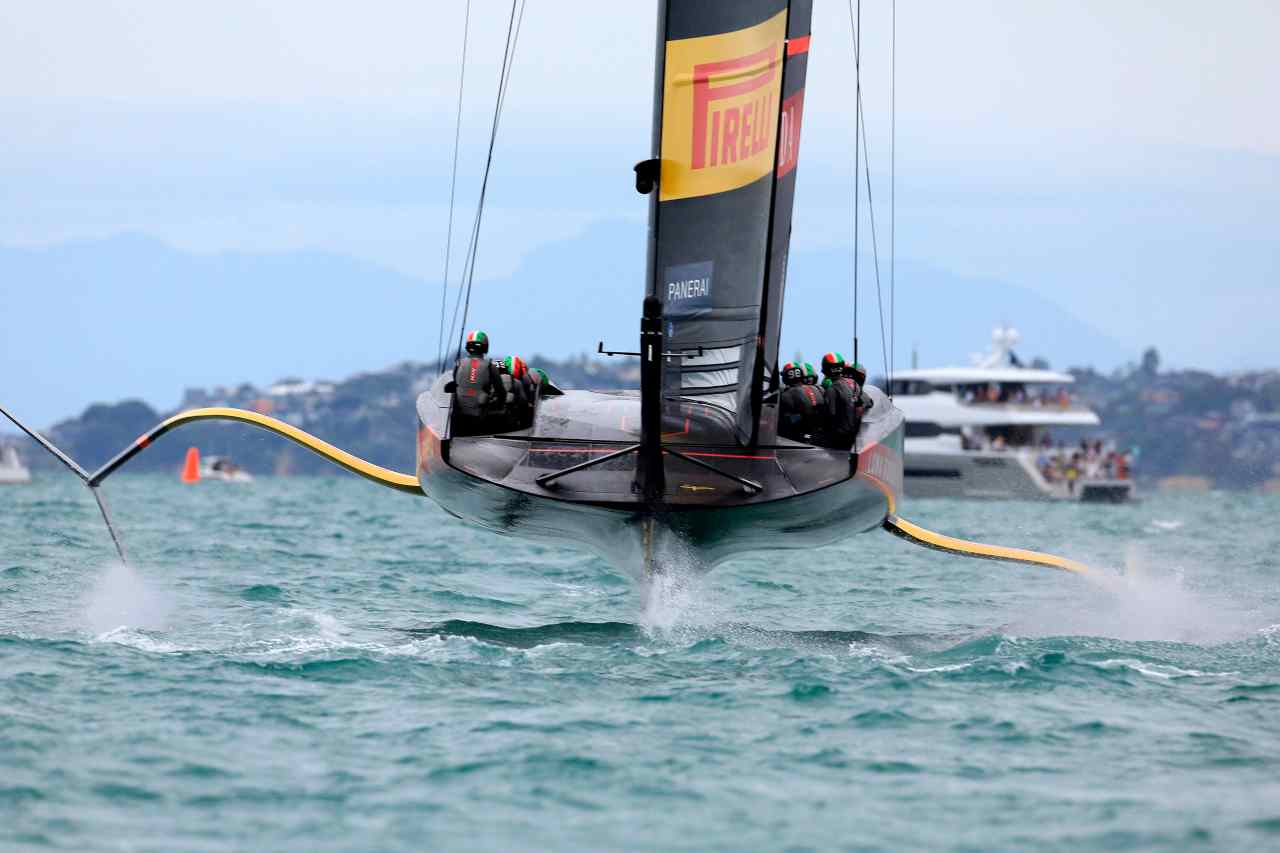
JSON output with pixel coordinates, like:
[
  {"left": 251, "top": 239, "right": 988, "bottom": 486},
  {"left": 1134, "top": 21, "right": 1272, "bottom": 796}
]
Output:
[{"left": 2, "top": 1, "right": 1278, "bottom": 421}]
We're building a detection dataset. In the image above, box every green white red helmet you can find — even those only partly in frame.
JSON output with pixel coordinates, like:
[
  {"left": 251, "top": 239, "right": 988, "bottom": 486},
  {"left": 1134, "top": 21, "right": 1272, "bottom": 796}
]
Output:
[
  {"left": 465, "top": 329, "right": 489, "bottom": 355},
  {"left": 781, "top": 361, "right": 804, "bottom": 386},
  {"left": 803, "top": 362, "right": 819, "bottom": 385},
  {"left": 504, "top": 355, "right": 527, "bottom": 379},
  {"left": 821, "top": 352, "right": 846, "bottom": 376}
]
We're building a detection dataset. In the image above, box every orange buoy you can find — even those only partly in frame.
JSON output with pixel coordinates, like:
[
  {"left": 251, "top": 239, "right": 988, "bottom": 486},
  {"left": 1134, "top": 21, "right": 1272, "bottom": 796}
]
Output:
[{"left": 181, "top": 447, "right": 200, "bottom": 483}]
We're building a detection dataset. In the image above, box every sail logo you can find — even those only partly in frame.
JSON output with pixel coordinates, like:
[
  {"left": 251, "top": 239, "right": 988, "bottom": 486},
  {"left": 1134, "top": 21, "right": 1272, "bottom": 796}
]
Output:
[
  {"left": 660, "top": 10, "right": 786, "bottom": 201},
  {"left": 690, "top": 47, "right": 778, "bottom": 172},
  {"left": 776, "top": 90, "right": 804, "bottom": 178},
  {"left": 669, "top": 277, "right": 710, "bottom": 301},
  {"left": 663, "top": 261, "right": 714, "bottom": 315}
]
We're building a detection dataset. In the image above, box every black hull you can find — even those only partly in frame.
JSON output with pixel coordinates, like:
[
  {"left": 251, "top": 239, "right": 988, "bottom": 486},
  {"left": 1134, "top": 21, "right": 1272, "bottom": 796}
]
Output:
[{"left": 416, "top": 377, "right": 903, "bottom": 574}]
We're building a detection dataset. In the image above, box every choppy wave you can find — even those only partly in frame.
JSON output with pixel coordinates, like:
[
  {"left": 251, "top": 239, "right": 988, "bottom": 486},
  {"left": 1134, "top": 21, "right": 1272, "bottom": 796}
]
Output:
[{"left": 2, "top": 477, "right": 1279, "bottom": 850}]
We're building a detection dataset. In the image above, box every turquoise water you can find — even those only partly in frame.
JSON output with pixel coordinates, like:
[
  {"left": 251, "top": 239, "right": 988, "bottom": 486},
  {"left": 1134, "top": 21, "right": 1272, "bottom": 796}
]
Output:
[{"left": 2, "top": 473, "right": 1279, "bottom": 851}]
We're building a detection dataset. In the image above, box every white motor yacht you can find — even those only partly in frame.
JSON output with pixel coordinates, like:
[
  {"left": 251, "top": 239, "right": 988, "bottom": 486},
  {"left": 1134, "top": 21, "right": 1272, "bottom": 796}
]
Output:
[{"left": 889, "top": 328, "right": 1134, "bottom": 502}]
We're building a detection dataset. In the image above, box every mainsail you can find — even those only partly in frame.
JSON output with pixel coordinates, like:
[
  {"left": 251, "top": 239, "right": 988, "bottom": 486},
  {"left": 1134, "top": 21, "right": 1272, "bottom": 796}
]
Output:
[{"left": 646, "top": 0, "right": 813, "bottom": 445}]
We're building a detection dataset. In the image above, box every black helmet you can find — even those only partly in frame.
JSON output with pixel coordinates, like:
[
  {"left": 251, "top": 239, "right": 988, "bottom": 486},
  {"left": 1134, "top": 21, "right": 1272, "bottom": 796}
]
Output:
[
  {"left": 847, "top": 360, "right": 867, "bottom": 385},
  {"left": 464, "top": 329, "right": 489, "bottom": 356},
  {"left": 781, "top": 362, "right": 804, "bottom": 386}
]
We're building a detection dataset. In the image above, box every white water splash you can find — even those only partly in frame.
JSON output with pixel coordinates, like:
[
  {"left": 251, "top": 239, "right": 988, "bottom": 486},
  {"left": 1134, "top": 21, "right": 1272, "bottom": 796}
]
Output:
[
  {"left": 1009, "top": 544, "right": 1263, "bottom": 645},
  {"left": 83, "top": 562, "right": 172, "bottom": 636},
  {"left": 636, "top": 535, "right": 721, "bottom": 637}
]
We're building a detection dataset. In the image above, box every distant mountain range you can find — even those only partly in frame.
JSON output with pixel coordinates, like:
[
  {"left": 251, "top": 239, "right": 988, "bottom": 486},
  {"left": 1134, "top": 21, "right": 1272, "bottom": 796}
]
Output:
[{"left": 1, "top": 224, "right": 1135, "bottom": 426}]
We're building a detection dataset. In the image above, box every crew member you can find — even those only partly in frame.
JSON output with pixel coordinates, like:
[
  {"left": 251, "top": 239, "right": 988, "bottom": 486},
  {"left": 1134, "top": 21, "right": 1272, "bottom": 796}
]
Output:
[
  {"left": 779, "top": 362, "right": 825, "bottom": 443},
  {"left": 821, "top": 354, "right": 864, "bottom": 450},
  {"left": 845, "top": 360, "right": 873, "bottom": 414},
  {"left": 499, "top": 355, "right": 535, "bottom": 429},
  {"left": 820, "top": 352, "right": 846, "bottom": 388},
  {"left": 802, "top": 362, "right": 820, "bottom": 386},
  {"left": 452, "top": 329, "right": 504, "bottom": 432}
]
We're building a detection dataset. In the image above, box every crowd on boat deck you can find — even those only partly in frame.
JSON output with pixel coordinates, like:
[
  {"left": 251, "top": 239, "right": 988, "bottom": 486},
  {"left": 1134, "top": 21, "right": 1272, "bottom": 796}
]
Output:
[
  {"left": 450, "top": 330, "right": 547, "bottom": 434},
  {"left": 961, "top": 384, "right": 1077, "bottom": 407},
  {"left": 777, "top": 353, "right": 871, "bottom": 449},
  {"left": 1035, "top": 439, "right": 1136, "bottom": 492}
]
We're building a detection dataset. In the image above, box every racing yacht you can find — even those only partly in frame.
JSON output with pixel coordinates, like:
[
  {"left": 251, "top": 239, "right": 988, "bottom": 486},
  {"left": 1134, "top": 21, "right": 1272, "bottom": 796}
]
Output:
[{"left": 1, "top": 1, "right": 1096, "bottom": 583}]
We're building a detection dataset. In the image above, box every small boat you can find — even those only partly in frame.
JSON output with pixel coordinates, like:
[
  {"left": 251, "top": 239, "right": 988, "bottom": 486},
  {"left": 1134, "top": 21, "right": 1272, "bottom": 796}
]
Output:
[
  {"left": 0, "top": 444, "right": 32, "bottom": 484},
  {"left": 198, "top": 455, "right": 254, "bottom": 484},
  {"left": 890, "top": 328, "right": 1135, "bottom": 503}
]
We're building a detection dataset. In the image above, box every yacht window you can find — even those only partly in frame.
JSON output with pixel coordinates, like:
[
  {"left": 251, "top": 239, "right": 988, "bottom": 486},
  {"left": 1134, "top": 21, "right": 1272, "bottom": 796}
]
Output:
[
  {"left": 889, "top": 380, "right": 933, "bottom": 396},
  {"left": 905, "top": 421, "right": 943, "bottom": 438}
]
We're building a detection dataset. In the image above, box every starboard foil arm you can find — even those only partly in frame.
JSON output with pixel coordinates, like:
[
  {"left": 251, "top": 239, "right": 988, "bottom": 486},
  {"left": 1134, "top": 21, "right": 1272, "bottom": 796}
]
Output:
[
  {"left": 88, "top": 407, "right": 422, "bottom": 493},
  {"left": 883, "top": 514, "right": 1091, "bottom": 575},
  {"left": 2, "top": 402, "right": 419, "bottom": 567},
  {"left": 1, "top": 402, "right": 129, "bottom": 563}
]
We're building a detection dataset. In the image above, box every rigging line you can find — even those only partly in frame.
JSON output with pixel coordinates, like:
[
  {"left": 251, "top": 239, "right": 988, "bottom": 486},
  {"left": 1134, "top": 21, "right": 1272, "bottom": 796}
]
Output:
[
  {"left": 454, "top": 0, "right": 527, "bottom": 364},
  {"left": 890, "top": 0, "right": 896, "bottom": 395},
  {"left": 854, "top": 88, "right": 890, "bottom": 381},
  {"left": 445, "top": 0, "right": 520, "bottom": 360},
  {"left": 848, "top": 0, "right": 861, "bottom": 363},
  {"left": 444, "top": 3, "right": 521, "bottom": 366},
  {"left": 436, "top": 0, "right": 473, "bottom": 373},
  {"left": 848, "top": 0, "right": 887, "bottom": 378}
]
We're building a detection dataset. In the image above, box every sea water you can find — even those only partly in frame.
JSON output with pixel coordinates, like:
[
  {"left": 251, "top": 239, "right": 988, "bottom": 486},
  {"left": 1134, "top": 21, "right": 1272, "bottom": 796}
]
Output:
[{"left": 1, "top": 474, "right": 1278, "bottom": 851}]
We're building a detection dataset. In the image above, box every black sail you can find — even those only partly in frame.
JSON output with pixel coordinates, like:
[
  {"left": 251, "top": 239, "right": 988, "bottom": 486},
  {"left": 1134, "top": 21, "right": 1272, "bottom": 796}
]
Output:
[{"left": 646, "top": 0, "right": 812, "bottom": 445}]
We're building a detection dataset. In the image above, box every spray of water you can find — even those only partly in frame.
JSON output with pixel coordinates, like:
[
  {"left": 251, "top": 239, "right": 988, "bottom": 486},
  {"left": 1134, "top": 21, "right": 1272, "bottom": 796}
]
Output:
[
  {"left": 83, "top": 561, "right": 173, "bottom": 636},
  {"left": 636, "top": 533, "right": 722, "bottom": 639},
  {"left": 1009, "top": 543, "right": 1264, "bottom": 645}
]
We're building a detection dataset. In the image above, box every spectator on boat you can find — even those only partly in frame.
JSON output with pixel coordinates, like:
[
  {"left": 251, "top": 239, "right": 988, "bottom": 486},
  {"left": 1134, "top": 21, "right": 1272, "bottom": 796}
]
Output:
[
  {"left": 779, "top": 362, "right": 825, "bottom": 444},
  {"left": 452, "top": 329, "right": 506, "bottom": 432},
  {"left": 1065, "top": 453, "right": 1081, "bottom": 494}
]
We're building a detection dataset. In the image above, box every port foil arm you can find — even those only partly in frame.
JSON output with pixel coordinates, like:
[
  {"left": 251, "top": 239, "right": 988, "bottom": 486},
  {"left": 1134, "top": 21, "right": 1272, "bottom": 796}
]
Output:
[{"left": 89, "top": 407, "right": 422, "bottom": 494}]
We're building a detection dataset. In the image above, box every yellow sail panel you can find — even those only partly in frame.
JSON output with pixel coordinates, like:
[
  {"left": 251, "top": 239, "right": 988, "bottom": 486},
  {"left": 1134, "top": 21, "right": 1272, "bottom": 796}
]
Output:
[{"left": 659, "top": 10, "right": 786, "bottom": 201}]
